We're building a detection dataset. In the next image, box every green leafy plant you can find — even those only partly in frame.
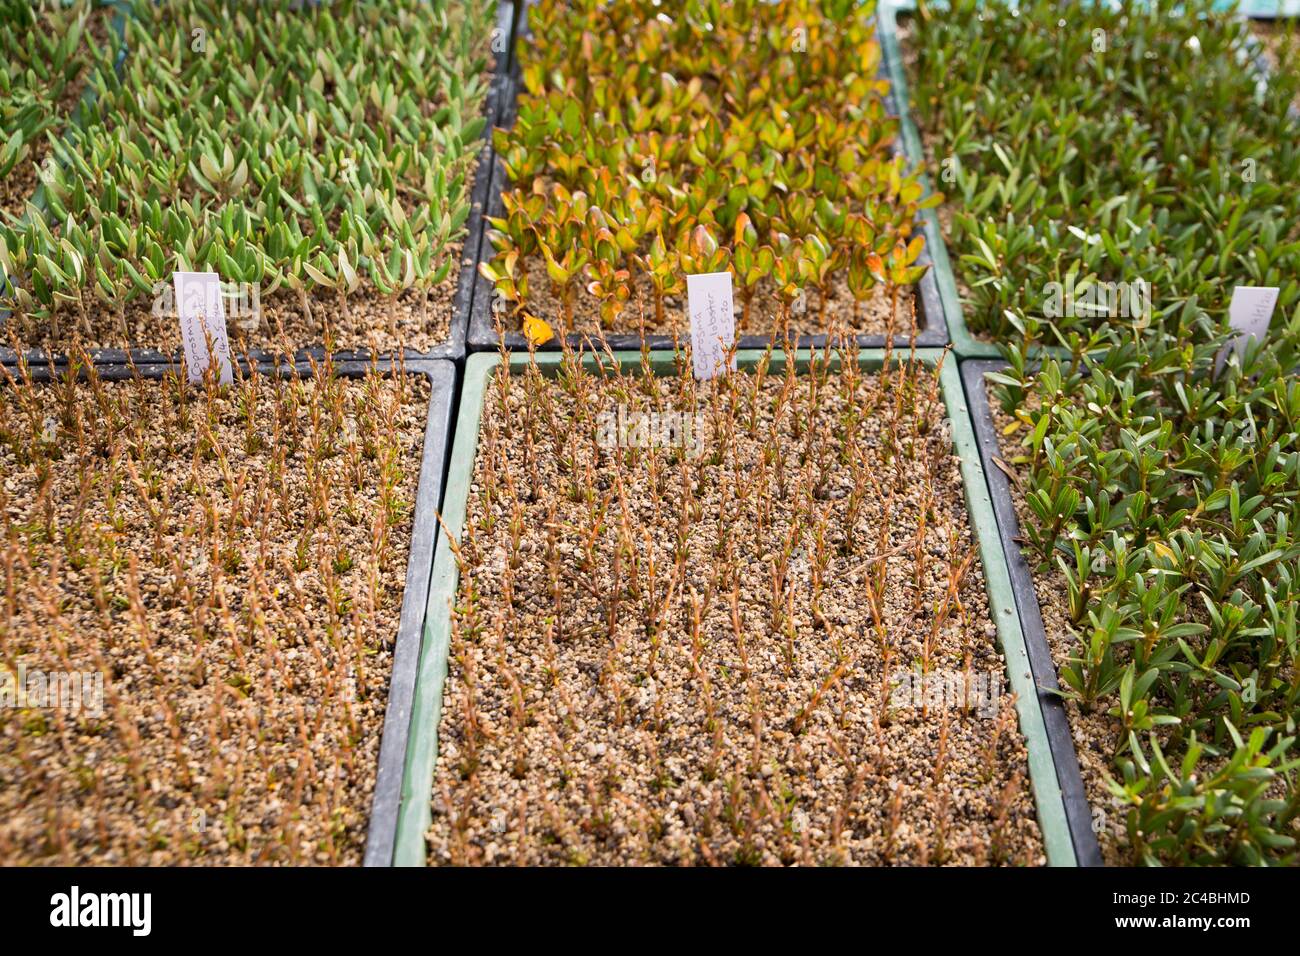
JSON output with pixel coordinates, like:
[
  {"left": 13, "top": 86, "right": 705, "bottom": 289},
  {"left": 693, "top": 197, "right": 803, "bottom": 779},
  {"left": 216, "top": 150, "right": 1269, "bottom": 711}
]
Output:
[
  {"left": 957, "top": 0, "right": 1300, "bottom": 865},
  {"left": 0, "top": 0, "right": 496, "bottom": 354},
  {"left": 995, "top": 276, "right": 1300, "bottom": 865},
  {"left": 0, "top": 1, "right": 110, "bottom": 201},
  {"left": 910, "top": 0, "right": 1300, "bottom": 353}
]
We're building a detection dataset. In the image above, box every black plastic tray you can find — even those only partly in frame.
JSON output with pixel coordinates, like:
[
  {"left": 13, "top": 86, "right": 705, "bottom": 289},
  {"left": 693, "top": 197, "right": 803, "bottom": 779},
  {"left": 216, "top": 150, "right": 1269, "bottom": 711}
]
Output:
[
  {"left": 0, "top": 0, "right": 518, "bottom": 368},
  {"left": 0, "top": 354, "right": 457, "bottom": 868},
  {"left": 960, "top": 358, "right": 1104, "bottom": 867},
  {"left": 466, "top": 3, "right": 948, "bottom": 353}
]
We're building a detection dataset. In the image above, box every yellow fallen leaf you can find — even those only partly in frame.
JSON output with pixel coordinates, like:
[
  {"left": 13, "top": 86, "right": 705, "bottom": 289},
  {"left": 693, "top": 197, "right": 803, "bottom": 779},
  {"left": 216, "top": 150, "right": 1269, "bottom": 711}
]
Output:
[
  {"left": 1153, "top": 541, "right": 1174, "bottom": 561},
  {"left": 1001, "top": 419, "right": 1022, "bottom": 436},
  {"left": 522, "top": 313, "right": 555, "bottom": 346}
]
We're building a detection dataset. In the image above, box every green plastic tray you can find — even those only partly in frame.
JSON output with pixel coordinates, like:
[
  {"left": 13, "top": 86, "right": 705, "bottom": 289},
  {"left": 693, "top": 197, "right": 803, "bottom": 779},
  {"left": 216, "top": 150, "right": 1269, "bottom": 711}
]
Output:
[{"left": 393, "top": 346, "right": 1077, "bottom": 866}]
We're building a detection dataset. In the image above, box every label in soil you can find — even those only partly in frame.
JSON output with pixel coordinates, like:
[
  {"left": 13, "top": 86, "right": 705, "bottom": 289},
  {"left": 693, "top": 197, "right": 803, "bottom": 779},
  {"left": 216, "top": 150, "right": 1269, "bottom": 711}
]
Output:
[
  {"left": 687, "top": 271, "right": 736, "bottom": 381},
  {"left": 175, "top": 271, "right": 232, "bottom": 386},
  {"left": 1214, "top": 285, "right": 1278, "bottom": 376}
]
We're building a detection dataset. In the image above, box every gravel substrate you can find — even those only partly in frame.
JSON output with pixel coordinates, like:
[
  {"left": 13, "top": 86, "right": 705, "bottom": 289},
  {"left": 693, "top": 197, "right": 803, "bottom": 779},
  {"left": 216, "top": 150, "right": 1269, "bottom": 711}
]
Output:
[
  {"left": 2, "top": 252, "right": 464, "bottom": 357},
  {"left": 0, "top": 359, "right": 428, "bottom": 865},
  {"left": 429, "top": 349, "right": 1046, "bottom": 866},
  {"left": 509, "top": 257, "right": 922, "bottom": 342}
]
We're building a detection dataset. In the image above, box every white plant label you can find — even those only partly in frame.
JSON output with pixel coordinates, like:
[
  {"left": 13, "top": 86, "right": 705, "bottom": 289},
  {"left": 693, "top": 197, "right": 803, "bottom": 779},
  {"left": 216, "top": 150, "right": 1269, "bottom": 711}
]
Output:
[
  {"left": 687, "top": 271, "right": 735, "bottom": 381},
  {"left": 1214, "top": 285, "right": 1278, "bottom": 376},
  {"left": 175, "top": 271, "right": 232, "bottom": 385}
]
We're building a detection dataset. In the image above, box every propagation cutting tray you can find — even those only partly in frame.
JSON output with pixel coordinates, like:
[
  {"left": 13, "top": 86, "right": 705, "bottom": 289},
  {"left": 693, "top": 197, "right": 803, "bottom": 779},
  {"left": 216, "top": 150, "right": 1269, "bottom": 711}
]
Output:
[
  {"left": 391, "top": 345, "right": 1078, "bottom": 866},
  {"left": 0, "top": 354, "right": 458, "bottom": 867},
  {"left": 878, "top": 0, "right": 1291, "bottom": 358}
]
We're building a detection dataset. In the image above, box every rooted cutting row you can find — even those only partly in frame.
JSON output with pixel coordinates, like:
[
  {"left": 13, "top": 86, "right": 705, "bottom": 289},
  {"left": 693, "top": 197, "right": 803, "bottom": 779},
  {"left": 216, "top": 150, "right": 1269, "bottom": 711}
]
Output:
[
  {"left": 0, "top": 356, "right": 427, "bottom": 864},
  {"left": 429, "top": 347, "right": 1044, "bottom": 865}
]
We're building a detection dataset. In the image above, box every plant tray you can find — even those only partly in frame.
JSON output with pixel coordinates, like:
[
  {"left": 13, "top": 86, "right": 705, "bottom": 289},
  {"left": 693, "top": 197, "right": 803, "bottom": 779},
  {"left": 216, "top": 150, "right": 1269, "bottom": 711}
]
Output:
[
  {"left": 465, "top": 1, "right": 949, "bottom": 354},
  {"left": 0, "top": 0, "right": 517, "bottom": 368},
  {"left": 392, "top": 345, "right": 1077, "bottom": 866},
  {"left": 0, "top": 354, "right": 456, "bottom": 866}
]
